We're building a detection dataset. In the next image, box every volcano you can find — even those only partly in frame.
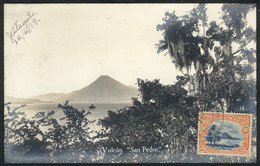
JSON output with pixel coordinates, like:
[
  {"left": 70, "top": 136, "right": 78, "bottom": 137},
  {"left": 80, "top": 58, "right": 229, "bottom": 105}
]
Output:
[{"left": 30, "top": 75, "right": 139, "bottom": 102}]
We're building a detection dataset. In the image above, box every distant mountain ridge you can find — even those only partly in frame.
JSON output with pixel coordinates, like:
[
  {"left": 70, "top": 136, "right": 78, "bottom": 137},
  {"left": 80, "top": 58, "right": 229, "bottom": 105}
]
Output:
[
  {"left": 5, "top": 96, "right": 44, "bottom": 104},
  {"left": 30, "top": 93, "right": 66, "bottom": 101},
  {"left": 29, "top": 75, "right": 139, "bottom": 102},
  {"left": 221, "top": 132, "right": 242, "bottom": 140}
]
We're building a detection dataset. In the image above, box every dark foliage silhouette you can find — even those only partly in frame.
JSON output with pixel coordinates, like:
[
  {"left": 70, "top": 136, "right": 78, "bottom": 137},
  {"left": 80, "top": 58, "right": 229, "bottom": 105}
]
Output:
[{"left": 5, "top": 101, "right": 97, "bottom": 162}]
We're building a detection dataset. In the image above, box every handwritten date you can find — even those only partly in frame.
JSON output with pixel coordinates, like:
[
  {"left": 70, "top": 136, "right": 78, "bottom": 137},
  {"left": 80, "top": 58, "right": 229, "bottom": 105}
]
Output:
[{"left": 6, "top": 11, "right": 40, "bottom": 45}]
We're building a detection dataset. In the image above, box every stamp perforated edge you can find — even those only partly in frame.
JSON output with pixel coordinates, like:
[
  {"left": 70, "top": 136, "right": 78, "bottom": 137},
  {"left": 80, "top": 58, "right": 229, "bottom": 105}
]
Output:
[{"left": 197, "top": 111, "right": 253, "bottom": 156}]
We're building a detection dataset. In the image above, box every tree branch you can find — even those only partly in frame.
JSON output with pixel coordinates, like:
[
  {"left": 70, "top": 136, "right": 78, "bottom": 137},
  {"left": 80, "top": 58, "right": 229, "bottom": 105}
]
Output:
[{"left": 231, "top": 38, "right": 254, "bottom": 56}]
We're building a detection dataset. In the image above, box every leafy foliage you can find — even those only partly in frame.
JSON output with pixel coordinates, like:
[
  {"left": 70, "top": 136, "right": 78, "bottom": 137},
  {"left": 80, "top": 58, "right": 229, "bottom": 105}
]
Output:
[
  {"left": 205, "top": 124, "right": 222, "bottom": 145},
  {"left": 5, "top": 101, "right": 96, "bottom": 162},
  {"left": 156, "top": 4, "right": 256, "bottom": 96},
  {"left": 97, "top": 77, "right": 199, "bottom": 162}
]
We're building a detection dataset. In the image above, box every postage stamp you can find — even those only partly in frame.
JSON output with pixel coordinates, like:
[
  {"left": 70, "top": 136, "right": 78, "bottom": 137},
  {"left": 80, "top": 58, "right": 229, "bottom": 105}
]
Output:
[{"left": 197, "top": 112, "right": 252, "bottom": 156}]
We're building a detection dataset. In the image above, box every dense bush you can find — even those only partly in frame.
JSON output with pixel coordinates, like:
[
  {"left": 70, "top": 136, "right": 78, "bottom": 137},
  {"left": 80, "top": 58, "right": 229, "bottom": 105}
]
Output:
[{"left": 5, "top": 101, "right": 98, "bottom": 162}]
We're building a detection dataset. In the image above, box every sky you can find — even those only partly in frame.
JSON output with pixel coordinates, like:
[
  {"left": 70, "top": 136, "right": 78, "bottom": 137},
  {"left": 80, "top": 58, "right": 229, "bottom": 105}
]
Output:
[{"left": 4, "top": 4, "right": 256, "bottom": 98}]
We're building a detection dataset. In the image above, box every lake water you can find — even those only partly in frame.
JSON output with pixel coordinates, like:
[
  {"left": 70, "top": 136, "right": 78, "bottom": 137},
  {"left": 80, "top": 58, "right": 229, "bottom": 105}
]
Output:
[
  {"left": 217, "top": 139, "right": 243, "bottom": 147},
  {"left": 7, "top": 102, "right": 132, "bottom": 132}
]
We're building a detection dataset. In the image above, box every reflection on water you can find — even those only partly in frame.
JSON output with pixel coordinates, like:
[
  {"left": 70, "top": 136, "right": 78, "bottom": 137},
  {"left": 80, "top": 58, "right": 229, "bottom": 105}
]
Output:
[{"left": 9, "top": 102, "right": 132, "bottom": 132}]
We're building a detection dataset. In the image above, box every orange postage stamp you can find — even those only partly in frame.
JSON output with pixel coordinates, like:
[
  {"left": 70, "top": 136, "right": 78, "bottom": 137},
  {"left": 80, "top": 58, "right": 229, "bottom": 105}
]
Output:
[{"left": 197, "top": 112, "right": 252, "bottom": 156}]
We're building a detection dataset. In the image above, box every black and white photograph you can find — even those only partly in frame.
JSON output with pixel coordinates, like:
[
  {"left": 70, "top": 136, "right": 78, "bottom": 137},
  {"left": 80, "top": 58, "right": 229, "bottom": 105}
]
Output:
[{"left": 3, "top": 3, "right": 256, "bottom": 163}]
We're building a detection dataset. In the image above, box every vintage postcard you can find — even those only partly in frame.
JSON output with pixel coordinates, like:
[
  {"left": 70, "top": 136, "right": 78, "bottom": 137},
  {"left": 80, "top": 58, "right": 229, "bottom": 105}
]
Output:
[{"left": 4, "top": 3, "right": 256, "bottom": 163}]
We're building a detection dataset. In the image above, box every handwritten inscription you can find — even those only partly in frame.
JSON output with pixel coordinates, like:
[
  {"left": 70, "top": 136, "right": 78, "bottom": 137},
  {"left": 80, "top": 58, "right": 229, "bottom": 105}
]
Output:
[{"left": 6, "top": 11, "right": 40, "bottom": 45}]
